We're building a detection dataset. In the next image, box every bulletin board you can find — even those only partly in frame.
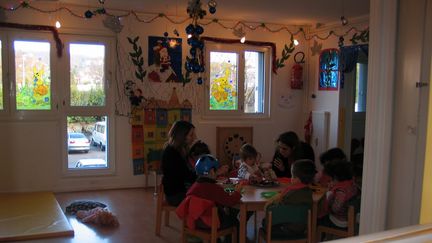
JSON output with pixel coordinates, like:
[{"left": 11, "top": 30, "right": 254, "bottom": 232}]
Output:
[{"left": 216, "top": 127, "right": 253, "bottom": 165}]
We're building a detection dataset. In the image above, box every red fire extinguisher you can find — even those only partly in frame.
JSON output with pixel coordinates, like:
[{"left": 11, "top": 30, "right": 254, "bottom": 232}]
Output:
[{"left": 291, "top": 52, "right": 305, "bottom": 89}]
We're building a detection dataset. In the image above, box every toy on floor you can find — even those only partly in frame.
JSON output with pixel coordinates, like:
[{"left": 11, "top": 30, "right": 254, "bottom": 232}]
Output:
[
  {"left": 76, "top": 207, "right": 119, "bottom": 227},
  {"left": 65, "top": 200, "right": 107, "bottom": 215}
]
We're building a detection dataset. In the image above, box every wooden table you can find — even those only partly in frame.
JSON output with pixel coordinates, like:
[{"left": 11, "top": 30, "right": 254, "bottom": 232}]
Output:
[{"left": 238, "top": 184, "right": 325, "bottom": 243}]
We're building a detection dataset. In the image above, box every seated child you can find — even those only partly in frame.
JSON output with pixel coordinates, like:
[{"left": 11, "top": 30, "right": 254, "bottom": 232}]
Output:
[
  {"left": 187, "top": 140, "right": 211, "bottom": 171},
  {"left": 188, "top": 140, "right": 229, "bottom": 177},
  {"left": 184, "top": 154, "right": 242, "bottom": 230},
  {"left": 229, "top": 155, "right": 242, "bottom": 178},
  {"left": 260, "top": 161, "right": 277, "bottom": 182},
  {"left": 237, "top": 143, "right": 263, "bottom": 183},
  {"left": 315, "top": 148, "right": 346, "bottom": 187},
  {"left": 318, "top": 160, "right": 359, "bottom": 229},
  {"left": 263, "top": 159, "right": 317, "bottom": 237}
]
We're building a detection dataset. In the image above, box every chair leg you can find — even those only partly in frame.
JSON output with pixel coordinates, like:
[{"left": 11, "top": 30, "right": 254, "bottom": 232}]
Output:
[
  {"left": 155, "top": 204, "right": 162, "bottom": 236},
  {"left": 232, "top": 227, "right": 237, "bottom": 243},
  {"left": 164, "top": 210, "right": 170, "bottom": 226}
]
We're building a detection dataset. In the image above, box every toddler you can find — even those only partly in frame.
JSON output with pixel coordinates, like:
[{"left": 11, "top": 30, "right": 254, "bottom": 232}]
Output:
[{"left": 237, "top": 143, "right": 263, "bottom": 183}]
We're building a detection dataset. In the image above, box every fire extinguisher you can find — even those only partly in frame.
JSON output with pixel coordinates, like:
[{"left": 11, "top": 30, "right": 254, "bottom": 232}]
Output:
[{"left": 291, "top": 52, "right": 305, "bottom": 89}]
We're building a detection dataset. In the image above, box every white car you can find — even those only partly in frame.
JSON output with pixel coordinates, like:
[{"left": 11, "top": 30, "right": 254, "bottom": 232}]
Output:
[
  {"left": 68, "top": 132, "right": 90, "bottom": 153},
  {"left": 92, "top": 121, "right": 107, "bottom": 151},
  {"left": 75, "top": 158, "right": 107, "bottom": 168}
]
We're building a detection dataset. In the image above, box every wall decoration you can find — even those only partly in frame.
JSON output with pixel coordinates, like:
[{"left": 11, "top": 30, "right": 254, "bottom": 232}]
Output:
[
  {"left": 310, "top": 40, "right": 323, "bottom": 56},
  {"left": 350, "top": 28, "right": 369, "bottom": 45},
  {"left": 131, "top": 87, "right": 192, "bottom": 175},
  {"left": 319, "top": 48, "right": 340, "bottom": 90},
  {"left": 127, "top": 36, "right": 146, "bottom": 82},
  {"left": 216, "top": 127, "right": 253, "bottom": 165},
  {"left": 275, "top": 35, "right": 295, "bottom": 71},
  {"left": 146, "top": 36, "right": 182, "bottom": 83}
]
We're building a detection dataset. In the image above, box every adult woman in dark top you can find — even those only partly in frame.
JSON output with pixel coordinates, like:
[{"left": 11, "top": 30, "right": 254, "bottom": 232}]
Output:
[
  {"left": 271, "top": 131, "right": 315, "bottom": 178},
  {"left": 161, "top": 120, "right": 197, "bottom": 206}
]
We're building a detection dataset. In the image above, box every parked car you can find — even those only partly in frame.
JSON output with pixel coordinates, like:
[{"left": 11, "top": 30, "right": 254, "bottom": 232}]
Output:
[
  {"left": 75, "top": 158, "right": 107, "bottom": 168},
  {"left": 92, "top": 121, "right": 107, "bottom": 151},
  {"left": 68, "top": 132, "right": 90, "bottom": 153}
]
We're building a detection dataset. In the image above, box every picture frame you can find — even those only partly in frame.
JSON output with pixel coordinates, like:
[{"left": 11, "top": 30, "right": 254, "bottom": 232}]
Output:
[{"left": 318, "top": 48, "right": 340, "bottom": 90}]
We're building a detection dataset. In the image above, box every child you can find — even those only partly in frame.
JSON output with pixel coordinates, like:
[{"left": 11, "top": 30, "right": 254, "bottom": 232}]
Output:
[
  {"left": 183, "top": 154, "right": 242, "bottom": 230},
  {"left": 229, "top": 155, "right": 242, "bottom": 178},
  {"left": 187, "top": 140, "right": 211, "bottom": 171},
  {"left": 318, "top": 160, "right": 359, "bottom": 229},
  {"left": 263, "top": 159, "right": 317, "bottom": 237},
  {"left": 315, "top": 148, "right": 346, "bottom": 187},
  {"left": 237, "top": 143, "right": 263, "bottom": 183},
  {"left": 260, "top": 161, "right": 277, "bottom": 182},
  {"left": 187, "top": 140, "right": 229, "bottom": 177}
]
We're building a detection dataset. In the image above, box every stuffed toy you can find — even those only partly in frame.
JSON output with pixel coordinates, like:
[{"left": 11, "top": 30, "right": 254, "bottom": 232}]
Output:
[
  {"left": 65, "top": 200, "right": 107, "bottom": 215},
  {"left": 76, "top": 207, "right": 119, "bottom": 227}
]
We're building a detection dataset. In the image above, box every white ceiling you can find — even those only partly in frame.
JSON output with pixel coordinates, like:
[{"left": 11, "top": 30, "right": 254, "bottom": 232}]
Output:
[{"left": 33, "top": 0, "right": 370, "bottom": 26}]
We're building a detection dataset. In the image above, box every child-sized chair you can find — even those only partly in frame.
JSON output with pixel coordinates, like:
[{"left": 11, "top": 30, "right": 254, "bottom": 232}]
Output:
[
  {"left": 155, "top": 183, "right": 177, "bottom": 236},
  {"left": 316, "top": 205, "right": 357, "bottom": 241},
  {"left": 177, "top": 196, "right": 237, "bottom": 243},
  {"left": 258, "top": 204, "right": 312, "bottom": 243}
]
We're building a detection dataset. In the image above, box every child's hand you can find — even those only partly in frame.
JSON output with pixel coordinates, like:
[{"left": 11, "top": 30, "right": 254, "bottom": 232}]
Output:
[
  {"left": 273, "top": 158, "right": 285, "bottom": 171},
  {"left": 250, "top": 174, "right": 263, "bottom": 183},
  {"left": 234, "top": 183, "right": 243, "bottom": 192}
]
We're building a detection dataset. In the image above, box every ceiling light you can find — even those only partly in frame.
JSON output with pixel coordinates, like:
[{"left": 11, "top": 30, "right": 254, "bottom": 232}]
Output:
[
  {"left": 55, "top": 20, "right": 61, "bottom": 29},
  {"left": 293, "top": 39, "right": 299, "bottom": 46},
  {"left": 240, "top": 36, "right": 246, "bottom": 43}
]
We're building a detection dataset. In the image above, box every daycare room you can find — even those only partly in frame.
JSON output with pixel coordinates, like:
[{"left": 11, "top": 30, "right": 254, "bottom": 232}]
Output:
[{"left": 1, "top": 0, "right": 432, "bottom": 242}]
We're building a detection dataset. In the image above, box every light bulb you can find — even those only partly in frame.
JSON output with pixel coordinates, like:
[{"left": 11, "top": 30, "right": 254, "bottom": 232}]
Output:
[
  {"left": 55, "top": 20, "right": 61, "bottom": 29},
  {"left": 341, "top": 16, "right": 348, "bottom": 26},
  {"left": 187, "top": 34, "right": 192, "bottom": 39},
  {"left": 240, "top": 36, "right": 246, "bottom": 43},
  {"left": 294, "top": 39, "right": 299, "bottom": 46}
]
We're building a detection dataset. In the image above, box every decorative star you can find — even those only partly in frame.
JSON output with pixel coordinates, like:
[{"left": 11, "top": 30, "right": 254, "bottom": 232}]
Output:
[{"left": 311, "top": 40, "right": 322, "bottom": 56}]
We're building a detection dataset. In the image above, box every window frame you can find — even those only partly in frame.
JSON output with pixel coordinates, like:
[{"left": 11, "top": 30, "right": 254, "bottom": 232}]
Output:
[
  {"left": 0, "top": 31, "right": 60, "bottom": 120},
  {"left": 58, "top": 35, "right": 116, "bottom": 177},
  {"left": 203, "top": 43, "right": 271, "bottom": 119}
]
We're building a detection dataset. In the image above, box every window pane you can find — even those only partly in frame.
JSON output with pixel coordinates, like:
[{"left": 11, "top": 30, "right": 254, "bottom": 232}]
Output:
[
  {"left": 355, "top": 63, "right": 368, "bottom": 112},
  {"left": 14, "top": 41, "right": 51, "bottom": 110},
  {"left": 70, "top": 43, "right": 105, "bottom": 107},
  {"left": 209, "top": 52, "right": 238, "bottom": 110},
  {"left": 67, "top": 115, "right": 108, "bottom": 169},
  {"left": 0, "top": 41, "right": 2, "bottom": 110},
  {"left": 244, "top": 51, "right": 264, "bottom": 113}
]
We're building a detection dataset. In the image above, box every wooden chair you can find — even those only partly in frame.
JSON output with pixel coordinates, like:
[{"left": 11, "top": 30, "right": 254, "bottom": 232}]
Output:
[
  {"left": 316, "top": 205, "right": 357, "bottom": 241},
  {"left": 258, "top": 204, "right": 312, "bottom": 243},
  {"left": 181, "top": 206, "right": 237, "bottom": 243},
  {"left": 155, "top": 183, "right": 177, "bottom": 236}
]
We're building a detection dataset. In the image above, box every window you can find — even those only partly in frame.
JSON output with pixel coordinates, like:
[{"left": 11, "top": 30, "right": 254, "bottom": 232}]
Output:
[
  {"left": 355, "top": 63, "right": 368, "bottom": 112},
  {"left": 63, "top": 39, "right": 113, "bottom": 175},
  {"left": 0, "top": 31, "right": 114, "bottom": 176},
  {"left": 14, "top": 41, "right": 51, "bottom": 110},
  {"left": 205, "top": 43, "right": 270, "bottom": 118}
]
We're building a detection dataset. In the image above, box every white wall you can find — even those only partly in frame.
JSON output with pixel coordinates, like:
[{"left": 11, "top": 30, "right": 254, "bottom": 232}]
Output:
[{"left": 0, "top": 3, "right": 309, "bottom": 192}]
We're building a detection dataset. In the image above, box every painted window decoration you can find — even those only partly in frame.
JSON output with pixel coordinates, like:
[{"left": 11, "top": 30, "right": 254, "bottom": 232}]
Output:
[
  {"left": 14, "top": 41, "right": 51, "bottom": 110},
  {"left": 70, "top": 43, "right": 106, "bottom": 107},
  {"left": 209, "top": 51, "right": 238, "bottom": 110},
  {"left": 0, "top": 41, "right": 2, "bottom": 110},
  {"left": 319, "top": 48, "right": 340, "bottom": 90}
]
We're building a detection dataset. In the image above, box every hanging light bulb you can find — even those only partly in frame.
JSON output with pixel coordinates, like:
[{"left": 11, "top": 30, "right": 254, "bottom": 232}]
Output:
[
  {"left": 340, "top": 16, "right": 348, "bottom": 26},
  {"left": 240, "top": 36, "right": 246, "bottom": 43},
  {"left": 293, "top": 39, "right": 299, "bottom": 46},
  {"left": 55, "top": 20, "right": 61, "bottom": 29},
  {"left": 187, "top": 34, "right": 192, "bottom": 39}
]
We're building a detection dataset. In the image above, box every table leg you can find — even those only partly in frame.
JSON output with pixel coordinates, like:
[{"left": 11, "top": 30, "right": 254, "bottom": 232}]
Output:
[{"left": 239, "top": 204, "right": 247, "bottom": 243}]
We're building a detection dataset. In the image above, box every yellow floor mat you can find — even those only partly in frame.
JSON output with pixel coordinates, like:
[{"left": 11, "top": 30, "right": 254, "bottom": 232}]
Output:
[{"left": 0, "top": 192, "right": 74, "bottom": 242}]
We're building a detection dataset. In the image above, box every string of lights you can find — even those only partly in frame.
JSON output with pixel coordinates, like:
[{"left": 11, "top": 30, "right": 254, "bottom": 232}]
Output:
[{"left": 0, "top": 1, "right": 368, "bottom": 41}]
